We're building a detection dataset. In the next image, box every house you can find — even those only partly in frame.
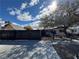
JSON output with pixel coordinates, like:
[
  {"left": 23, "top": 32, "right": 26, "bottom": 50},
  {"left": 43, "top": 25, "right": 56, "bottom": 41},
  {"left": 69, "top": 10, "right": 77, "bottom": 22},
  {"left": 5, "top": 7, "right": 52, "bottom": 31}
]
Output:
[
  {"left": 3, "top": 23, "right": 25, "bottom": 30},
  {"left": 0, "top": 19, "right": 33, "bottom": 30}
]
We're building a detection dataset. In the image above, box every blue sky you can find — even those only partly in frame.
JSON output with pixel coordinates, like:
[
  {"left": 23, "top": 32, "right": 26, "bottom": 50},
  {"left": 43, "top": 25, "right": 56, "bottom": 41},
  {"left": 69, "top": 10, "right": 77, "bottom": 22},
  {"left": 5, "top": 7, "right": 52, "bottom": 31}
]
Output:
[{"left": 0, "top": 0, "right": 57, "bottom": 27}]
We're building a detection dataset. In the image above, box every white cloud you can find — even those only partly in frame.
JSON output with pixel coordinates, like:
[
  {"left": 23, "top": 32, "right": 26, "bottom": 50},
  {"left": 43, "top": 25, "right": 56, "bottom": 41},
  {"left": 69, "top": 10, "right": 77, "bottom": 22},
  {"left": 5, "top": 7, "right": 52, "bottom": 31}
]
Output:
[
  {"left": 9, "top": 9, "right": 21, "bottom": 16},
  {"left": 40, "top": 4, "right": 44, "bottom": 9},
  {"left": 40, "top": 1, "right": 57, "bottom": 16},
  {"left": 29, "top": 0, "right": 39, "bottom": 6},
  {"left": 34, "top": 0, "right": 57, "bottom": 20},
  {"left": 17, "top": 12, "right": 32, "bottom": 21},
  {"left": 14, "top": 9, "right": 21, "bottom": 15},
  {"left": 21, "top": 2, "right": 28, "bottom": 10},
  {"left": 8, "top": 0, "right": 40, "bottom": 21},
  {"left": 12, "top": 22, "right": 22, "bottom": 26},
  {"left": 39, "top": 1, "right": 46, "bottom": 9},
  {"left": 8, "top": 8, "right": 33, "bottom": 21},
  {"left": 0, "top": 18, "right": 6, "bottom": 27},
  {"left": 9, "top": 10, "right": 16, "bottom": 15},
  {"left": 29, "top": 21, "right": 40, "bottom": 30}
]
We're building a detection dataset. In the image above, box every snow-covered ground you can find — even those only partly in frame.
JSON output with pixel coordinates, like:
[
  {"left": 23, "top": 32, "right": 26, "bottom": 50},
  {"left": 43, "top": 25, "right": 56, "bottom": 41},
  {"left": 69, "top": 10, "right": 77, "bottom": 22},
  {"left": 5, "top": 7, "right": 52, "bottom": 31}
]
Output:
[{"left": 0, "top": 40, "right": 61, "bottom": 59}]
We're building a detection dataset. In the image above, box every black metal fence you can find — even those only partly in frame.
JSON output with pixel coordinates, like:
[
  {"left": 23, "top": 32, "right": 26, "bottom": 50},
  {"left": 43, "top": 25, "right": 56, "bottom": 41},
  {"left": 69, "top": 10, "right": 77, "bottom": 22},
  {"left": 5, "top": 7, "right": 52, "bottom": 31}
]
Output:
[
  {"left": 0, "top": 30, "right": 56, "bottom": 40},
  {"left": 0, "top": 30, "right": 41, "bottom": 40}
]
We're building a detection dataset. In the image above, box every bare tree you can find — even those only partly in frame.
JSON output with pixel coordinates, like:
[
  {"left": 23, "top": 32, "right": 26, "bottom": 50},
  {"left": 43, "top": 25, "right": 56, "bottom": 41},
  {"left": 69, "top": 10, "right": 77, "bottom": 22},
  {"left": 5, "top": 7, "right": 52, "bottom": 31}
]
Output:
[
  {"left": 39, "top": 15, "right": 55, "bottom": 29},
  {"left": 39, "top": 0, "right": 79, "bottom": 29}
]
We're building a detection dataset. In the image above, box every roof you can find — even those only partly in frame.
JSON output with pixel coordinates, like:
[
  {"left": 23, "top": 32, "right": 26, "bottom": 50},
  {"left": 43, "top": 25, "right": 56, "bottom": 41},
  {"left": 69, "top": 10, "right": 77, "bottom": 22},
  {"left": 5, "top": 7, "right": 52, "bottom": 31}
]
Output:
[
  {"left": 4, "top": 23, "right": 26, "bottom": 30},
  {"left": 10, "top": 24, "right": 25, "bottom": 30}
]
